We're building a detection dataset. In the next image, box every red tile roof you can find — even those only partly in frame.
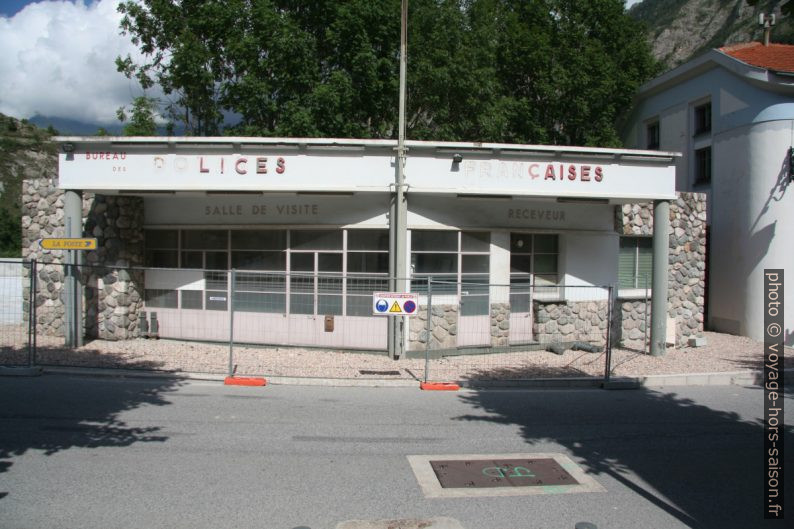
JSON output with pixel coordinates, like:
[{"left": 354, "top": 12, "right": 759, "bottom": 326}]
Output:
[{"left": 720, "top": 42, "right": 794, "bottom": 73}]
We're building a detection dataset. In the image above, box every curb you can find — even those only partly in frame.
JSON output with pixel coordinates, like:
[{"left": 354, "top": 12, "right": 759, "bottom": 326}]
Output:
[
  {"left": 0, "top": 366, "right": 43, "bottom": 377},
  {"left": 24, "top": 365, "right": 794, "bottom": 389}
]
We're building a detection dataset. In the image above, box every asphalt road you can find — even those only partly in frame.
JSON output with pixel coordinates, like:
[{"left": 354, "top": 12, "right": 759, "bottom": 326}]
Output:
[{"left": 0, "top": 374, "right": 792, "bottom": 529}]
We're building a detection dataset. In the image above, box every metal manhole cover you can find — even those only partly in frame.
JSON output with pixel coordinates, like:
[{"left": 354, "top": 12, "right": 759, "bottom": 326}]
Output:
[
  {"left": 407, "top": 453, "right": 605, "bottom": 498},
  {"left": 430, "top": 458, "right": 578, "bottom": 488}
]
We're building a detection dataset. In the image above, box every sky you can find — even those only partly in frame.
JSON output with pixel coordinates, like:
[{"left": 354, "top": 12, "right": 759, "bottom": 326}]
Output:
[
  {"left": 0, "top": 0, "right": 646, "bottom": 127},
  {"left": 0, "top": 0, "right": 153, "bottom": 125}
]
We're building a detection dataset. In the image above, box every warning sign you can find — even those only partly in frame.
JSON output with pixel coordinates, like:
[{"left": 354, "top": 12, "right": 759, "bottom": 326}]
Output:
[{"left": 372, "top": 292, "right": 418, "bottom": 316}]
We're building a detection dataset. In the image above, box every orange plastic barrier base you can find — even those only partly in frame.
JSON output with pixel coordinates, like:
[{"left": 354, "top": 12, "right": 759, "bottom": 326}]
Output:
[
  {"left": 420, "top": 381, "right": 460, "bottom": 391},
  {"left": 224, "top": 376, "right": 267, "bottom": 387}
]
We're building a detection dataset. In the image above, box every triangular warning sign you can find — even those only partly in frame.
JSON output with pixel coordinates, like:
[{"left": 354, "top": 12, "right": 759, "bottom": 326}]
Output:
[{"left": 389, "top": 301, "right": 402, "bottom": 313}]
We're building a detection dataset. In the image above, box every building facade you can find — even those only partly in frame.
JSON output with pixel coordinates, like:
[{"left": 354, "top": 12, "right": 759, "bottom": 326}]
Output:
[
  {"left": 22, "top": 138, "right": 706, "bottom": 355},
  {"left": 623, "top": 42, "right": 793, "bottom": 346}
]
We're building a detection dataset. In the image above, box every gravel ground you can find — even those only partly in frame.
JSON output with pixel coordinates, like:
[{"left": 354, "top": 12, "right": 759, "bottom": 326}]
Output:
[{"left": 2, "top": 325, "right": 791, "bottom": 381}]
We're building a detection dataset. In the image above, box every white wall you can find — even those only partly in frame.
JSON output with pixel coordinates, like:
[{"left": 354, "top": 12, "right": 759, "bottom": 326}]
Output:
[
  {"left": 562, "top": 233, "right": 618, "bottom": 300},
  {"left": 0, "top": 259, "right": 24, "bottom": 325},
  {"left": 710, "top": 119, "right": 794, "bottom": 344}
]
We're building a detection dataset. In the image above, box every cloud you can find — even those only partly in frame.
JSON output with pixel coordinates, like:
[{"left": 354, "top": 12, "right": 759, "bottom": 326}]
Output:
[{"left": 0, "top": 0, "right": 151, "bottom": 125}]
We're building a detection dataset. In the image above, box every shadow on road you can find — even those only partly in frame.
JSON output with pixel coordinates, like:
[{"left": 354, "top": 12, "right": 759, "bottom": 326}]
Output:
[
  {"left": 0, "top": 363, "right": 183, "bottom": 498},
  {"left": 455, "top": 385, "right": 793, "bottom": 528}
]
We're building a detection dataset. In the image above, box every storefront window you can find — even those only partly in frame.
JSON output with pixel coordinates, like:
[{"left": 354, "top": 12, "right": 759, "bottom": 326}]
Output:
[
  {"left": 410, "top": 230, "right": 491, "bottom": 315},
  {"left": 346, "top": 230, "right": 389, "bottom": 316},
  {"left": 144, "top": 228, "right": 390, "bottom": 317},
  {"left": 144, "top": 229, "right": 178, "bottom": 268},
  {"left": 509, "top": 233, "right": 559, "bottom": 312}
]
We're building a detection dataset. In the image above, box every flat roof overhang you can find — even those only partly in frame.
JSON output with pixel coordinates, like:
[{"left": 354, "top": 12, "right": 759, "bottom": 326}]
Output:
[{"left": 55, "top": 136, "right": 679, "bottom": 203}]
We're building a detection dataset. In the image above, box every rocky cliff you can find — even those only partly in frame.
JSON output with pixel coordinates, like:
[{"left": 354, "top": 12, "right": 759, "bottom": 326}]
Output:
[{"left": 631, "top": 0, "right": 794, "bottom": 67}]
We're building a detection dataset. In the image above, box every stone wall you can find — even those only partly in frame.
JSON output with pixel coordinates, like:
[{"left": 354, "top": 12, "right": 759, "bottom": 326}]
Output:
[
  {"left": 533, "top": 300, "right": 609, "bottom": 346},
  {"left": 82, "top": 195, "right": 145, "bottom": 340},
  {"left": 22, "top": 173, "right": 145, "bottom": 340},
  {"left": 408, "top": 304, "right": 458, "bottom": 351},
  {"left": 489, "top": 303, "right": 510, "bottom": 347},
  {"left": 22, "top": 175, "right": 66, "bottom": 336},
  {"left": 614, "top": 192, "right": 707, "bottom": 346}
]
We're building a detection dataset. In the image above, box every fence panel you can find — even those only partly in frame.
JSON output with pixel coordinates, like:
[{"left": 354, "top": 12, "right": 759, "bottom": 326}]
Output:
[
  {"left": 19, "top": 261, "right": 616, "bottom": 382},
  {"left": 0, "top": 259, "right": 30, "bottom": 366},
  {"left": 421, "top": 280, "right": 613, "bottom": 383}
]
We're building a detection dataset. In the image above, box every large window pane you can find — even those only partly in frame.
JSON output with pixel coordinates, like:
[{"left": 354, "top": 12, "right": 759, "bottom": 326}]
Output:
[
  {"left": 461, "top": 295, "right": 489, "bottom": 316},
  {"left": 510, "top": 254, "right": 532, "bottom": 274},
  {"left": 318, "top": 253, "right": 342, "bottom": 272},
  {"left": 180, "top": 290, "right": 203, "bottom": 309},
  {"left": 231, "top": 251, "right": 285, "bottom": 271},
  {"left": 411, "top": 230, "right": 457, "bottom": 252},
  {"left": 411, "top": 253, "right": 457, "bottom": 274},
  {"left": 234, "top": 292, "right": 286, "bottom": 313},
  {"left": 205, "top": 251, "right": 228, "bottom": 270},
  {"left": 145, "top": 250, "right": 178, "bottom": 268},
  {"left": 232, "top": 230, "right": 286, "bottom": 250},
  {"left": 533, "top": 254, "right": 557, "bottom": 275},
  {"left": 346, "top": 295, "right": 374, "bottom": 316},
  {"left": 181, "top": 251, "right": 203, "bottom": 269},
  {"left": 534, "top": 234, "right": 558, "bottom": 253},
  {"left": 145, "top": 289, "right": 177, "bottom": 308},
  {"left": 290, "top": 275, "right": 314, "bottom": 293},
  {"left": 511, "top": 233, "right": 532, "bottom": 252},
  {"left": 290, "top": 230, "right": 342, "bottom": 250},
  {"left": 205, "top": 271, "right": 228, "bottom": 290},
  {"left": 348, "top": 253, "right": 389, "bottom": 274},
  {"left": 462, "top": 255, "right": 489, "bottom": 274},
  {"left": 182, "top": 230, "right": 228, "bottom": 250},
  {"left": 347, "top": 230, "right": 389, "bottom": 251},
  {"left": 347, "top": 277, "right": 389, "bottom": 294},
  {"left": 236, "top": 273, "right": 285, "bottom": 293},
  {"left": 290, "top": 253, "right": 314, "bottom": 272},
  {"left": 318, "top": 277, "right": 343, "bottom": 294},
  {"left": 290, "top": 294, "right": 314, "bottom": 314},
  {"left": 145, "top": 230, "right": 177, "bottom": 249},
  {"left": 318, "top": 295, "right": 343, "bottom": 315},
  {"left": 461, "top": 231, "right": 490, "bottom": 252}
]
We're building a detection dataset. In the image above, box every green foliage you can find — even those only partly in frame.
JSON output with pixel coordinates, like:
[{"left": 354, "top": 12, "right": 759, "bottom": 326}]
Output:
[
  {"left": 117, "top": 96, "right": 158, "bottom": 136},
  {"left": 0, "top": 114, "right": 56, "bottom": 257},
  {"left": 117, "top": 0, "right": 657, "bottom": 146}
]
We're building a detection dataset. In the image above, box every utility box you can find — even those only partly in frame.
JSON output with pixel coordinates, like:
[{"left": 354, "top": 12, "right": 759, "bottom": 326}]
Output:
[{"left": 324, "top": 315, "right": 334, "bottom": 332}]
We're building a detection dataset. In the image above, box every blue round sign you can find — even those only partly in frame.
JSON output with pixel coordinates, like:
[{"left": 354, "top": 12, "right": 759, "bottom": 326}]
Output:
[
  {"left": 375, "top": 299, "right": 389, "bottom": 312},
  {"left": 403, "top": 300, "right": 417, "bottom": 314}
]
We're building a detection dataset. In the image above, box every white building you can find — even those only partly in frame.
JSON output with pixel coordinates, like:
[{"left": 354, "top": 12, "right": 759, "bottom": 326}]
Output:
[
  {"left": 623, "top": 42, "right": 794, "bottom": 346},
  {"left": 41, "top": 137, "right": 688, "bottom": 356}
]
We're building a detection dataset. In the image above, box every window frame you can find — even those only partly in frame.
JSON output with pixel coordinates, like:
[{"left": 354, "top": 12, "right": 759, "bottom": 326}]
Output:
[{"left": 618, "top": 236, "right": 653, "bottom": 292}]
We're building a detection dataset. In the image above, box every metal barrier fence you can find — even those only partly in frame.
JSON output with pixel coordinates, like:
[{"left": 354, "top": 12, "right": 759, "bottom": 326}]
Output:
[
  {"left": 419, "top": 279, "right": 614, "bottom": 384},
  {"left": 0, "top": 259, "right": 32, "bottom": 367},
  {"left": 1, "top": 261, "right": 615, "bottom": 383}
]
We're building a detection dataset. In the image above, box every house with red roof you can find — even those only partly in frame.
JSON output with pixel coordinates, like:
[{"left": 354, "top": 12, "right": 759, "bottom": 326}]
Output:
[{"left": 623, "top": 41, "right": 793, "bottom": 345}]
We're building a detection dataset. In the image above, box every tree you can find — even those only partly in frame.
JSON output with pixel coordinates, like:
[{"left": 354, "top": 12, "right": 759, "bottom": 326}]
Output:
[
  {"left": 116, "top": 0, "right": 657, "bottom": 146},
  {"left": 117, "top": 96, "right": 158, "bottom": 136}
]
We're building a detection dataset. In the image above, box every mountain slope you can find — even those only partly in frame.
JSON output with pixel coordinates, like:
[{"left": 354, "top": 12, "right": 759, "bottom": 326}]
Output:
[{"left": 631, "top": 0, "right": 794, "bottom": 67}]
